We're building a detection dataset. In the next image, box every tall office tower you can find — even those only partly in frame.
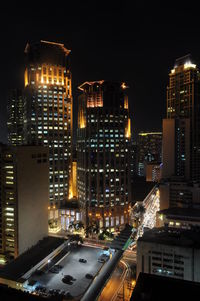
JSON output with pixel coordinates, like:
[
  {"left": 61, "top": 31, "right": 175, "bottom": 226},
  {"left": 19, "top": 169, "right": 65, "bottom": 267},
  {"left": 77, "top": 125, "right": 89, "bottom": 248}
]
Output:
[
  {"left": 163, "top": 54, "right": 200, "bottom": 181},
  {"left": 137, "top": 132, "right": 162, "bottom": 177},
  {"left": 0, "top": 145, "right": 48, "bottom": 264},
  {"left": 22, "top": 40, "right": 72, "bottom": 213},
  {"left": 7, "top": 89, "right": 25, "bottom": 146},
  {"left": 77, "top": 81, "right": 131, "bottom": 231}
]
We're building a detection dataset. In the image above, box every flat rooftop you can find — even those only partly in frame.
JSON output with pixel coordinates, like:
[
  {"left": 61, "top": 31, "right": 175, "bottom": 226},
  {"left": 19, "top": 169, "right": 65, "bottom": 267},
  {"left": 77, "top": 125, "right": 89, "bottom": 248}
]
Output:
[
  {"left": 28, "top": 245, "right": 104, "bottom": 299},
  {"left": 158, "top": 207, "right": 200, "bottom": 221},
  {"left": 0, "top": 237, "right": 65, "bottom": 281},
  {"left": 130, "top": 272, "right": 200, "bottom": 301},
  {"left": 138, "top": 227, "right": 200, "bottom": 249}
]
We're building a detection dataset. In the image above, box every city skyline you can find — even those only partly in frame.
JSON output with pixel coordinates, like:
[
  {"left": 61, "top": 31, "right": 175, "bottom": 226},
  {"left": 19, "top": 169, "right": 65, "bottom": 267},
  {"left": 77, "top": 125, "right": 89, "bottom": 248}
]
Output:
[{"left": 1, "top": 2, "right": 200, "bottom": 142}]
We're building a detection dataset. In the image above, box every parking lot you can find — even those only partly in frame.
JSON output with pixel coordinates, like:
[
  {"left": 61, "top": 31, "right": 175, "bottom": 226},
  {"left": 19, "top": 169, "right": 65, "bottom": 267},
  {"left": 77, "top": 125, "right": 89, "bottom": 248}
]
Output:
[{"left": 29, "top": 245, "right": 104, "bottom": 298}]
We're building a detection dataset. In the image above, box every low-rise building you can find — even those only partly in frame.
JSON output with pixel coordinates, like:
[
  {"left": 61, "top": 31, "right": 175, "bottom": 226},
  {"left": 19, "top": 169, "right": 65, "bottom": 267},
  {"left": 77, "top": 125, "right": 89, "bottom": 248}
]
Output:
[
  {"left": 137, "top": 227, "right": 200, "bottom": 282},
  {"left": 156, "top": 207, "right": 200, "bottom": 229}
]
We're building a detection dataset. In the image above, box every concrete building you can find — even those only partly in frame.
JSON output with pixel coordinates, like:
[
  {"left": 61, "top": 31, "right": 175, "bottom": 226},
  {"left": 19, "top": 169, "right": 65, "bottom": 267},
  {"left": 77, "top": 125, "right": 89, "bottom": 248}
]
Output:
[
  {"left": 137, "top": 227, "right": 200, "bottom": 282},
  {"left": 146, "top": 162, "right": 161, "bottom": 182},
  {"left": 0, "top": 237, "right": 66, "bottom": 290},
  {"left": 156, "top": 207, "right": 200, "bottom": 229},
  {"left": 137, "top": 132, "right": 162, "bottom": 177},
  {"left": 0, "top": 145, "right": 49, "bottom": 263},
  {"left": 77, "top": 81, "right": 131, "bottom": 230},
  {"left": 159, "top": 179, "right": 200, "bottom": 210}
]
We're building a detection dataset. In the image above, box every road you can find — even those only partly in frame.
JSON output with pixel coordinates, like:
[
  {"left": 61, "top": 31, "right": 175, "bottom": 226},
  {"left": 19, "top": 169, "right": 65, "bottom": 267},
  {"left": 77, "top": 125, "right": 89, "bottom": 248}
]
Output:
[
  {"left": 98, "top": 248, "right": 137, "bottom": 301},
  {"left": 98, "top": 262, "right": 126, "bottom": 301}
]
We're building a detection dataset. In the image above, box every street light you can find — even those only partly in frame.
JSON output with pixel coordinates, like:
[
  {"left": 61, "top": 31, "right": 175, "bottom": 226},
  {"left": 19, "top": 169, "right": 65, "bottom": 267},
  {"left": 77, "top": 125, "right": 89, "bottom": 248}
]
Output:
[{"left": 48, "top": 259, "right": 51, "bottom": 270}]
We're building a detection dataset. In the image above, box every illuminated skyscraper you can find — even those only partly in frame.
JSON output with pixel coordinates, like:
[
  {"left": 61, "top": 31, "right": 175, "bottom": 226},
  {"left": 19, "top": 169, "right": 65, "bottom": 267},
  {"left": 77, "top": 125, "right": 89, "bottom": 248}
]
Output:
[
  {"left": 163, "top": 54, "right": 200, "bottom": 181},
  {"left": 161, "top": 55, "right": 200, "bottom": 209},
  {"left": 7, "top": 89, "right": 25, "bottom": 146},
  {"left": 77, "top": 81, "right": 131, "bottom": 230},
  {"left": 14, "top": 41, "right": 72, "bottom": 216}
]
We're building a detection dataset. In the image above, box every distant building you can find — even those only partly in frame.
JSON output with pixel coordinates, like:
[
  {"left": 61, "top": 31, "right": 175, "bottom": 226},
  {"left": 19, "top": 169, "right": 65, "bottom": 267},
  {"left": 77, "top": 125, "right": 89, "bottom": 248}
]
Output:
[
  {"left": 0, "top": 145, "right": 49, "bottom": 263},
  {"left": 137, "top": 227, "right": 200, "bottom": 282},
  {"left": 77, "top": 81, "right": 131, "bottom": 230},
  {"left": 159, "top": 179, "right": 200, "bottom": 210},
  {"left": 156, "top": 207, "right": 200, "bottom": 229},
  {"left": 163, "top": 54, "right": 200, "bottom": 182},
  {"left": 137, "top": 132, "right": 162, "bottom": 177},
  {"left": 7, "top": 89, "right": 25, "bottom": 146},
  {"left": 146, "top": 162, "right": 162, "bottom": 182}
]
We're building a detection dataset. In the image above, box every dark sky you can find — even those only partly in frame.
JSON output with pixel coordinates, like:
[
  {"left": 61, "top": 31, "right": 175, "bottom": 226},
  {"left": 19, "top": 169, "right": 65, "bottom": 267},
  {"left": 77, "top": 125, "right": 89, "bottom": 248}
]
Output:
[{"left": 0, "top": 1, "right": 200, "bottom": 143}]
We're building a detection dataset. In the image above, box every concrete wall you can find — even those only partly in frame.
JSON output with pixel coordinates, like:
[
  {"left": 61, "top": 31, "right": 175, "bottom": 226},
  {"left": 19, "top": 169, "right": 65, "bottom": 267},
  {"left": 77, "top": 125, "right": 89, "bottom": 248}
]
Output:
[
  {"left": 137, "top": 240, "right": 197, "bottom": 282},
  {"left": 17, "top": 146, "right": 49, "bottom": 255}
]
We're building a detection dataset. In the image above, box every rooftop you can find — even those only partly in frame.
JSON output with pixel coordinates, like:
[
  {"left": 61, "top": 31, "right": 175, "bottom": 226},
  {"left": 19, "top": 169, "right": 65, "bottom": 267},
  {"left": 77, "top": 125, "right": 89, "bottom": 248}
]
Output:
[
  {"left": 158, "top": 207, "right": 200, "bottom": 221},
  {"left": 0, "top": 237, "right": 65, "bottom": 281},
  {"left": 138, "top": 227, "right": 200, "bottom": 249},
  {"left": 130, "top": 272, "right": 200, "bottom": 301}
]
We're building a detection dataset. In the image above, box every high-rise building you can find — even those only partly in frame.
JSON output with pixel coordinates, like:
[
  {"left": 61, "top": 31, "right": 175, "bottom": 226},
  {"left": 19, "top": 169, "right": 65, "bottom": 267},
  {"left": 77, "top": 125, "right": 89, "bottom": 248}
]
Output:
[
  {"left": 0, "top": 145, "right": 49, "bottom": 264},
  {"left": 8, "top": 41, "right": 73, "bottom": 218},
  {"left": 163, "top": 54, "right": 200, "bottom": 181},
  {"left": 7, "top": 89, "right": 25, "bottom": 146},
  {"left": 137, "top": 132, "right": 162, "bottom": 177},
  {"left": 77, "top": 81, "right": 131, "bottom": 230}
]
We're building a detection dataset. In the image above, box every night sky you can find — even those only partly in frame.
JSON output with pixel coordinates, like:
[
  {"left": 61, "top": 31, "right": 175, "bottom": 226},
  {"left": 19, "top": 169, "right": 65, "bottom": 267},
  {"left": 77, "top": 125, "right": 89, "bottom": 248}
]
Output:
[{"left": 0, "top": 1, "right": 200, "bottom": 143}]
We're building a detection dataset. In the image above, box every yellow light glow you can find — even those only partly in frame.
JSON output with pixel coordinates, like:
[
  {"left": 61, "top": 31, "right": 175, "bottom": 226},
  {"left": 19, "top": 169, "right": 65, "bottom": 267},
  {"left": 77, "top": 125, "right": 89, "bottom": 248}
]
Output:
[
  {"left": 139, "top": 132, "right": 162, "bottom": 136},
  {"left": 24, "top": 68, "right": 29, "bottom": 87},
  {"left": 125, "top": 118, "right": 131, "bottom": 139},
  {"left": 171, "top": 69, "right": 175, "bottom": 74},
  {"left": 79, "top": 109, "right": 86, "bottom": 129},
  {"left": 124, "top": 95, "right": 128, "bottom": 109},
  {"left": 184, "top": 62, "right": 196, "bottom": 69},
  {"left": 69, "top": 161, "right": 77, "bottom": 199},
  {"left": 121, "top": 82, "right": 127, "bottom": 89}
]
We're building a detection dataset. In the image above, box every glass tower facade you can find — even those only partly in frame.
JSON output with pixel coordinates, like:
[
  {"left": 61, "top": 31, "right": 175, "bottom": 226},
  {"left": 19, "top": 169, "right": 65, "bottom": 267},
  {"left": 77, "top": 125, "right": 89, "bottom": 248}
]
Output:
[{"left": 77, "top": 81, "right": 131, "bottom": 231}]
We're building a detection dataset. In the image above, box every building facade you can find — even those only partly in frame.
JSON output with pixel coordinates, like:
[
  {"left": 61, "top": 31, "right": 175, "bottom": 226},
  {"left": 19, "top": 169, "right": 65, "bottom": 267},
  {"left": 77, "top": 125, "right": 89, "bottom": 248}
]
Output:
[
  {"left": 137, "top": 132, "right": 162, "bottom": 177},
  {"left": 137, "top": 227, "right": 200, "bottom": 283},
  {"left": 7, "top": 89, "right": 25, "bottom": 146},
  {"left": 163, "top": 54, "right": 200, "bottom": 181},
  {"left": 8, "top": 41, "right": 73, "bottom": 223},
  {"left": 159, "top": 179, "right": 200, "bottom": 210},
  {"left": 0, "top": 145, "right": 49, "bottom": 263},
  {"left": 77, "top": 81, "right": 131, "bottom": 231}
]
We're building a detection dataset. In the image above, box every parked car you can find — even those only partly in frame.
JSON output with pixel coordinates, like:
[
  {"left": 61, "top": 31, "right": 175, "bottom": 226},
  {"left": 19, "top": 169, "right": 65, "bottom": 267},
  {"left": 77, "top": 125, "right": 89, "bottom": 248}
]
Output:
[
  {"left": 79, "top": 258, "right": 87, "bottom": 263},
  {"left": 64, "top": 275, "right": 74, "bottom": 281},
  {"left": 85, "top": 273, "right": 94, "bottom": 279}
]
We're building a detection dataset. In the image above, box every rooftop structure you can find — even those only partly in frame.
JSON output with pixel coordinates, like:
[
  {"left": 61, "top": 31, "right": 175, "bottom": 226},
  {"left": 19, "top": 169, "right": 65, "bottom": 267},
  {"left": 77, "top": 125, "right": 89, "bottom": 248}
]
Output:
[{"left": 130, "top": 272, "right": 200, "bottom": 301}]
